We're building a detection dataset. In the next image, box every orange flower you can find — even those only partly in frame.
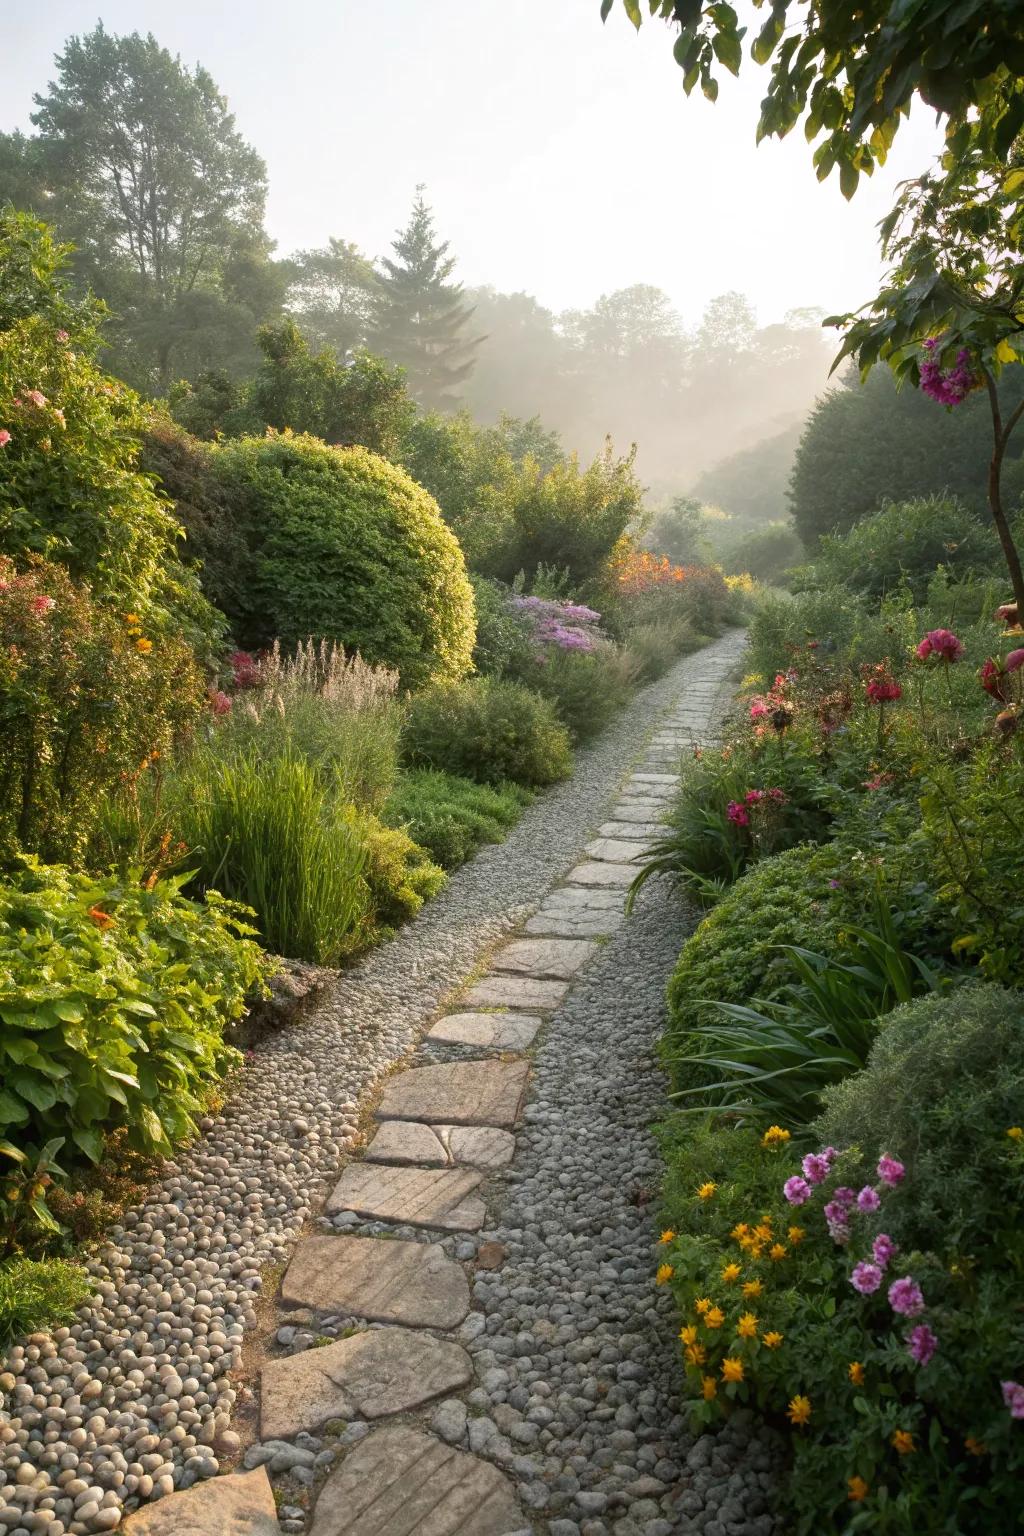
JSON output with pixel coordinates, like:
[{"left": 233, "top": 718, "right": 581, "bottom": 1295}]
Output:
[
  {"left": 731, "top": 1222, "right": 750, "bottom": 1241},
  {"left": 769, "top": 1243, "right": 788, "bottom": 1261},
  {"left": 742, "top": 1280, "right": 763, "bottom": 1299},
  {"left": 721, "top": 1262, "right": 741, "bottom": 1284},
  {"left": 720, "top": 1357, "right": 744, "bottom": 1383},
  {"left": 787, "top": 1225, "right": 805, "bottom": 1245},
  {"left": 88, "top": 906, "right": 114, "bottom": 928},
  {"left": 135, "top": 636, "right": 153, "bottom": 653},
  {"left": 694, "top": 1297, "right": 712, "bottom": 1315},
  {"left": 685, "top": 1343, "right": 707, "bottom": 1367},
  {"left": 679, "top": 1325, "right": 699, "bottom": 1346},
  {"left": 763, "top": 1331, "right": 784, "bottom": 1349},
  {"left": 787, "top": 1395, "right": 811, "bottom": 1427},
  {"left": 847, "top": 1476, "right": 869, "bottom": 1502},
  {"left": 697, "top": 1181, "right": 718, "bottom": 1201},
  {"left": 848, "top": 1361, "right": 865, "bottom": 1387},
  {"left": 891, "top": 1429, "right": 915, "bottom": 1456},
  {"left": 656, "top": 1263, "right": 673, "bottom": 1285},
  {"left": 704, "top": 1305, "right": 725, "bottom": 1330},
  {"left": 965, "top": 1436, "right": 987, "bottom": 1457},
  {"left": 736, "top": 1312, "right": 758, "bottom": 1340},
  {"left": 701, "top": 1375, "right": 717, "bottom": 1401},
  {"left": 659, "top": 1228, "right": 676, "bottom": 1243}
]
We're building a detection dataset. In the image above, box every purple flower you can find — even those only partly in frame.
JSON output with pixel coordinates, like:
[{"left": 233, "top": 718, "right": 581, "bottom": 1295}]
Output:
[
  {"left": 888, "top": 1276, "right": 925, "bottom": 1318},
  {"left": 872, "top": 1233, "right": 897, "bottom": 1268},
  {"left": 856, "top": 1185, "right": 881, "bottom": 1214},
  {"left": 802, "top": 1152, "right": 831, "bottom": 1185},
  {"left": 1002, "top": 1381, "right": 1024, "bottom": 1420},
  {"left": 906, "top": 1324, "right": 938, "bottom": 1366},
  {"left": 783, "top": 1176, "right": 812, "bottom": 1206},
  {"left": 877, "top": 1155, "right": 905, "bottom": 1187},
  {"left": 920, "top": 341, "right": 977, "bottom": 407},
  {"left": 850, "top": 1261, "right": 883, "bottom": 1296},
  {"left": 832, "top": 1186, "right": 856, "bottom": 1210}
]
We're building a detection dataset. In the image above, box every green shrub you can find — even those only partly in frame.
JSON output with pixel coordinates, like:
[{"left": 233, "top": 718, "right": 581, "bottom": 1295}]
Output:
[
  {"left": 716, "top": 522, "right": 804, "bottom": 586},
  {"left": 0, "top": 857, "right": 265, "bottom": 1177},
  {"left": 383, "top": 770, "right": 530, "bottom": 869},
  {"left": 198, "top": 434, "right": 476, "bottom": 688},
  {"left": 469, "top": 575, "right": 536, "bottom": 677},
  {"left": 806, "top": 496, "right": 1001, "bottom": 602},
  {"left": 347, "top": 810, "right": 445, "bottom": 933},
  {"left": 402, "top": 677, "right": 572, "bottom": 787},
  {"left": 525, "top": 645, "right": 639, "bottom": 742},
  {"left": 0, "top": 1258, "right": 91, "bottom": 1345},
  {"left": 0, "top": 555, "right": 206, "bottom": 864},
  {"left": 177, "top": 748, "right": 369, "bottom": 964},
  {"left": 624, "top": 614, "right": 698, "bottom": 681}
]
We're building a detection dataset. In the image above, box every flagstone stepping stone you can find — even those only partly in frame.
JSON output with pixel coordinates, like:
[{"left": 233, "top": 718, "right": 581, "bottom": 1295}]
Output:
[
  {"left": 524, "top": 909, "right": 622, "bottom": 938},
  {"left": 544, "top": 884, "right": 624, "bottom": 909},
  {"left": 609, "top": 800, "right": 669, "bottom": 823},
  {"left": 326, "top": 1164, "right": 486, "bottom": 1230},
  {"left": 585, "top": 837, "right": 648, "bottom": 863},
  {"left": 426, "top": 1010, "right": 541, "bottom": 1049},
  {"left": 363, "top": 1120, "right": 516, "bottom": 1170},
  {"left": 490, "top": 937, "right": 596, "bottom": 978},
  {"left": 463, "top": 974, "right": 568, "bottom": 1010},
  {"left": 261, "top": 1328, "right": 472, "bottom": 1439},
  {"left": 597, "top": 820, "right": 662, "bottom": 839},
  {"left": 280, "top": 1235, "right": 470, "bottom": 1328},
  {"left": 375, "top": 1059, "right": 530, "bottom": 1128},
  {"left": 566, "top": 860, "right": 635, "bottom": 887},
  {"left": 308, "top": 1425, "right": 523, "bottom": 1536},
  {"left": 122, "top": 1468, "right": 280, "bottom": 1534},
  {"left": 630, "top": 772, "right": 679, "bottom": 783}
]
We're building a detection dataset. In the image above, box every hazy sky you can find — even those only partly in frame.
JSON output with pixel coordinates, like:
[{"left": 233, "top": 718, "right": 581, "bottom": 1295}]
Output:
[{"left": 3, "top": 0, "right": 945, "bottom": 329}]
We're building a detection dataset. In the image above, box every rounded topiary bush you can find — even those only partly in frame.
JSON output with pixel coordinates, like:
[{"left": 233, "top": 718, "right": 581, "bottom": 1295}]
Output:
[
  {"left": 402, "top": 677, "right": 572, "bottom": 787},
  {"left": 202, "top": 434, "right": 476, "bottom": 688}
]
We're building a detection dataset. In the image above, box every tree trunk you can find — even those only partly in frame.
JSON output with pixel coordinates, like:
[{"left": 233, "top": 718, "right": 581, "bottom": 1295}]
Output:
[{"left": 983, "top": 370, "right": 1024, "bottom": 614}]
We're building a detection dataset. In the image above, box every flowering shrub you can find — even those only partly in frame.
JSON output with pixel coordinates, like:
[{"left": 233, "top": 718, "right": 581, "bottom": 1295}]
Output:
[
  {"left": 510, "top": 594, "right": 604, "bottom": 654},
  {"left": 0, "top": 556, "right": 205, "bottom": 863},
  {"left": 609, "top": 546, "right": 733, "bottom": 634}
]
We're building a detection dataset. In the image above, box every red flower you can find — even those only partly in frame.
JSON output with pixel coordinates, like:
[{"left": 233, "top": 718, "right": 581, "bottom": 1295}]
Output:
[{"left": 916, "top": 628, "right": 963, "bottom": 662}]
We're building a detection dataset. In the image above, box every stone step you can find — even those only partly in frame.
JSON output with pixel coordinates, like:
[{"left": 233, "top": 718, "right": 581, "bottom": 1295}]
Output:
[
  {"left": 426, "top": 1011, "right": 541, "bottom": 1049},
  {"left": 596, "top": 821, "right": 662, "bottom": 840},
  {"left": 565, "top": 861, "right": 635, "bottom": 888},
  {"left": 281, "top": 1235, "right": 470, "bottom": 1329},
  {"left": 121, "top": 1468, "right": 280, "bottom": 1534},
  {"left": 308, "top": 1426, "right": 523, "bottom": 1536},
  {"left": 608, "top": 801, "right": 669, "bottom": 823},
  {"left": 543, "top": 885, "right": 624, "bottom": 909},
  {"left": 490, "top": 937, "right": 597, "bottom": 980},
  {"left": 629, "top": 772, "right": 679, "bottom": 783},
  {"left": 364, "top": 1120, "right": 515, "bottom": 1171},
  {"left": 375, "top": 1060, "right": 530, "bottom": 1129},
  {"left": 524, "top": 910, "right": 622, "bottom": 939},
  {"left": 584, "top": 838, "right": 649, "bottom": 863},
  {"left": 261, "top": 1329, "right": 472, "bottom": 1440},
  {"left": 463, "top": 974, "right": 568, "bottom": 1011},
  {"left": 326, "top": 1164, "right": 485, "bottom": 1232}
]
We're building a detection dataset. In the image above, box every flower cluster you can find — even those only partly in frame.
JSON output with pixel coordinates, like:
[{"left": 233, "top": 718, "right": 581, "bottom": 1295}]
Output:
[
  {"left": 510, "top": 594, "right": 603, "bottom": 655},
  {"left": 748, "top": 672, "right": 796, "bottom": 734},
  {"left": 916, "top": 627, "right": 963, "bottom": 663},
  {"left": 919, "top": 340, "right": 978, "bottom": 407},
  {"left": 863, "top": 663, "right": 902, "bottom": 704}
]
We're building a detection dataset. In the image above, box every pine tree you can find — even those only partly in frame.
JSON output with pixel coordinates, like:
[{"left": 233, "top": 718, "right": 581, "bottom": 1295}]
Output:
[{"left": 370, "top": 188, "right": 482, "bottom": 410}]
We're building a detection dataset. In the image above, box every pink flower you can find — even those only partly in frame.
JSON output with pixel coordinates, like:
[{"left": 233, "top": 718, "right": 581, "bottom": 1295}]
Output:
[
  {"left": 749, "top": 699, "right": 769, "bottom": 720},
  {"left": 906, "top": 1324, "right": 938, "bottom": 1366},
  {"left": 872, "top": 1233, "right": 897, "bottom": 1267},
  {"left": 30, "top": 595, "right": 55, "bottom": 615},
  {"left": 726, "top": 801, "right": 750, "bottom": 828},
  {"left": 207, "top": 688, "right": 232, "bottom": 717},
  {"left": 826, "top": 1214, "right": 850, "bottom": 1245},
  {"left": 919, "top": 341, "right": 978, "bottom": 406},
  {"left": 888, "top": 1275, "right": 925, "bottom": 1318},
  {"left": 832, "top": 1186, "right": 856, "bottom": 1210},
  {"left": 1007, "top": 648, "right": 1024, "bottom": 672},
  {"left": 980, "top": 657, "right": 1010, "bottom": 701},
  {"left": 56, "top": 329, "right": 69, "bottom": 342},
  {"left": 916, "top": 628, "right": 963, "bottom": 663},
  {"left": 783, "top": 1176, "right": 812, "bottom": 1206},
  {"left": 850, "top": 1261, "right": 883, "bottom": 1296},
  {"left": 1002, "top": 1380, "right": 1024, "bottom": 1419},
  {"left": 802, "top": 1152, "right": 831, "bottom": 1185},
  {"left": 865, "top": 675, "right": 902, "bottom": 703},
  {"left": 0, "top": 430, "right": 10, "bottom": 448},
  {"left": 20, "top": 390, "right": 47, "bottom": 409},
  {"left": 877, "top": 1154, "right": 905, "bottom": 1187},
  {"left": 744, "top": 789, "right": 764, "bottom": 806},
  {"left": 857, "top": 1185, "right": 881, "bottom": 1213}
]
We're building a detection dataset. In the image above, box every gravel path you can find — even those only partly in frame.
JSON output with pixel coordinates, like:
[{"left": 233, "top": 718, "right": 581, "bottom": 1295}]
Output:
[{"left": 0, "top": 629, "right": 778, "bottom": 1536}]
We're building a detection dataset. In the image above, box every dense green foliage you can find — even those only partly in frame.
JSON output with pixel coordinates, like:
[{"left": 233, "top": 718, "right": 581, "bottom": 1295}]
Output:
[
  {"left": 403, "top": 677, "right": 573, "bottom": 788},
  {"left": 0, "top": 1258, "right": 92, "bottom": 1344},
  {"left": 802, "top": 496, "right": 1004, "bottom": 600},
  {"left": 383, "top": 771, "right": 530, "bottom": 870}
]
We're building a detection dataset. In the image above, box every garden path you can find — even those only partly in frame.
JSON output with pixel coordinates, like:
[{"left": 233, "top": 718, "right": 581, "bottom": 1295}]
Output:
[{"left": 0, "top": 630, "right": 780, "bottom": 1536}]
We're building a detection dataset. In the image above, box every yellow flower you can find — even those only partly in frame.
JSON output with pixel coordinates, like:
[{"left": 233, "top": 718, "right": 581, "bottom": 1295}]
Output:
[
  {"left": 685, "top": 1343, "right": 707, "bottom": 1367},
  {"left": 135, "top": 636, "right": 153, "bottom": 653},
  {"left": 720, "top": 1263, "right": 742, "bottom": 1285},
  {"left": 787, "top": 1225, "right": 805, "bottom": 1246},
  {"left": 701, "top": 1375, "right": 717, "bottom": 1401},
  {"left": 1008, "top": 1127, "right": 1023, "bottom": 1141},
  {"left": 763, "top": 1331, "right": 784, "bottom": 1349},
  {"left": 124, "top": 612, "right": 141, "bottom": 625},
  {"left": 720, "top": 1356, "right": 744, "bottom": 1383},
  {"left": 769, "top": 1243, "right": 788, "bottom": 1262},
  {"left": 787, "top": 1395, "right": 811, "bottom": 1427},
  {"left": 742, "top": 1279, "right": 763, "bottom": 1300},
  {"left": 656, "top": 1264, "right": 673, "bottom": 1285},
  {"left": 736, "top": 1312, "right": 758, "bottom": 1339},
  {"left": 704, "top": 1306, "right": 725, "bottom": 1330},
  {"left": 848, "top": 1361, "right": 865, "bottom": 1387},
  {"left": 659, "top": 1228, "right": 676, "bottom": 1243},
  {"left": 697, "top": 1182, "right": 718, "bottom": 1201},
  {"left": 761, "top": 1125, "right": 791, "bottom": 1149},
  {"left": 847, "top": 1476, "right": 869, "bottom": 1503},
  {"left": 754, "top": 1222, "right": 773, "bottom": 1242},
  {"left": 694, "top": 1297, "right": 712, "bottom": 1315},
  {"left": 965, "top": 1436, "right": 987, "bottom": 1458},
  {"left": 730, "top": 1222, "right": 750, "bottom": 1241},
  {"left": 679, "top": 1325, "right": 699, "bottom": 1346},
  {"left": 891, "top": 1429, "right": 915, "bottom": 1456}
]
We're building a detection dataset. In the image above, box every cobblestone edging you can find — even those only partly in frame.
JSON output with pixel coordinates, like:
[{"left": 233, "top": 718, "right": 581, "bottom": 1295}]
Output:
[{"left": 0, "top": 631, "right": 762, "bottom": 1536}]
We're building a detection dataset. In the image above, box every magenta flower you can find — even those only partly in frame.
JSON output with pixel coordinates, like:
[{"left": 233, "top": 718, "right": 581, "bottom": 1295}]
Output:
[
  {"left": 919, "top": 341, "right": 978, "bottom": 406},
  {"left": 888, "top": 1275, "right": 925, "bottom": 1318},
  {"left": 865, "top": 676, "right": 902, "bottom": 704},
  {"left": 850, "top": 1261, "right": 883, "bottom": 1296},
  {"left": 872, "top": 1233, "right": 896, "bottom": 1267},
  {"left": 877, "top": 1154, "right": 905, "bottom": 1187},
  {"left": 783, "top": 1176, "right": 812, "bottom": 1206},
  {"left": 906, "top": 1324, "right": 938, "bottom": 1367},
  {"left": 1006, "top": 648, "right": 1024, "bottom": 672},
  {"left": 1002, "top": 1381, "right": 1024, "bottom": 1420},
  {"left": 832, "top": 1186, "right": 856, "bottom": 1210},
  {"left": 749, "top": 699, "right": 769, "bottom": 720},
  {"left": 726, "top": 801, "right": 750, "bottom": 828},
  {"left": 802, "top": 1152, "right": 831, "bottom": 1185},
  {"left": 0, "top": 430, "right": 10, "bottom": 448},
  {"left": 856, "top": 1185, "right": 881, "bottom": 1214},
  {"left": 916, "top": 628, "right": 963, "bottom": 663}
]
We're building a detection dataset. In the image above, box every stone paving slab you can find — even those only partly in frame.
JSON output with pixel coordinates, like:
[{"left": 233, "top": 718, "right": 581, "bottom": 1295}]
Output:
[
  {"left": 565, "top": 860, "right": 635, "bottom": 887},
  {"left": 463, "top": 975, "right": 568, "bottom": 1011},
  {"left": 309, "top": 1425, "right": 523, "bottom": 1536},
  {"left": 426, "top": 1010, "right": 541, "bottom": 1049},
  {"left": 584, "top": 837, "right": 648, "bottom": 863},
  {"left": 261, "top": 1329, "right": 473, "bottom": 1439},
  {"left": 363, "top": 1120, "right": 515, "bottom": 1170},
  {"left": 524, "top": 910, "right": 623, "bottom": 939},
  {"left": 490, "top": 937, "right": 597, "bottom": 979},
  {"left": 375, "top": 1059, "right": 530, "bottom": 1128},
  {"left": 630, "top": 772, "right": 679, "bottom": 783},
  {"left": 122, "top": 1468, "right": 280, "bottom": 1535},
  {"left": 609, "top": 800, "right": 669, "bottom": 823},
  {"left": 597, "top": 820, "right": 662, "bottom": 840},
  {"left": 280, "top": 1235, "right": 470, "bottom": 1329},
  {"left": 326, "top": 1165, "right": 486, "bottom": 1231},
  {"left": 544, "top": 885, "right": 624, "bottom": 909}
]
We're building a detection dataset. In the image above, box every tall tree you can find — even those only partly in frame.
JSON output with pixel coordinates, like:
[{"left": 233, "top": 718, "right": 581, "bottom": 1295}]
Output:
[
  {"left": 15, "top": 24, "right": 272, "bottom": 393},
  {"left": 286, "top": 237, "right": 379, "bottom": 359},
  {"left": 369, "top": 188, "right": 482, "bottom": 410}
]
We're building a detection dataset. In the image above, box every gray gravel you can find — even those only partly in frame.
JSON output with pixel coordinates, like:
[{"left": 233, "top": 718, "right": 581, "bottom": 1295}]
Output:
[{"left": 0, "top": 632, "right": 753, "bottom": 1535}]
